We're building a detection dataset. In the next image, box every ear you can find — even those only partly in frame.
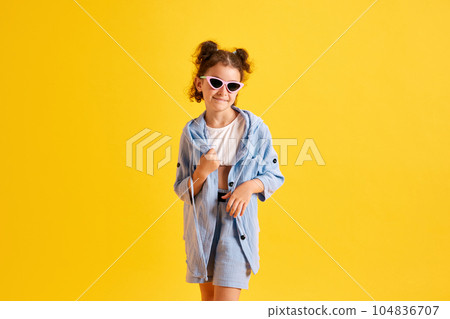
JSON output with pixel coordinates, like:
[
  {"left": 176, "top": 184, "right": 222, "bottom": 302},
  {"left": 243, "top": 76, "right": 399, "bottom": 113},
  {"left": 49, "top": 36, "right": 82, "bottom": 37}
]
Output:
[{"left": 195, "top": 77, "right": 202, "bottom": 92}]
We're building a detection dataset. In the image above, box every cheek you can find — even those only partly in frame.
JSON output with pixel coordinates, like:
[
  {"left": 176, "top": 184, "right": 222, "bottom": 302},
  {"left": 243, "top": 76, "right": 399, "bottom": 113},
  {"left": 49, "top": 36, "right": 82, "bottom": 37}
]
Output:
[{"left": 204, "top": 88, "right": 215, "bottom": 97}]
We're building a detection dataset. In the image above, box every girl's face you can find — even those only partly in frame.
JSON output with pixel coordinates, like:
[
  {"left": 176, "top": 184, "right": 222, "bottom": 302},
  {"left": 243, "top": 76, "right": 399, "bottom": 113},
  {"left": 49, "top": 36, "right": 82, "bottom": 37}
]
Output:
[{"left": 195, "top": 63, "right": 241, "bottom": 112}]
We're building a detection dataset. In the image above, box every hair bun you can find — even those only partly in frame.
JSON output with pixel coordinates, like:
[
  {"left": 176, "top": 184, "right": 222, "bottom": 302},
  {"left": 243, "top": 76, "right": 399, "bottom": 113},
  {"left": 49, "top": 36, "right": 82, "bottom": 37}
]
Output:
[
  {"left": 232, "top": 48, "right": 251, "bottom": 73},
  {"left": 195, "top": 41, "right": 218, "bottom": 65}
]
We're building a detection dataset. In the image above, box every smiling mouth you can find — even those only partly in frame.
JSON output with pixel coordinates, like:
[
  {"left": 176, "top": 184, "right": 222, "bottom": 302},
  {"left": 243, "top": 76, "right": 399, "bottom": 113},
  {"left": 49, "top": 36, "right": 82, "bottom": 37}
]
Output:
[{"left": 214, "top": 97, "right": 228, "bottom": 102}]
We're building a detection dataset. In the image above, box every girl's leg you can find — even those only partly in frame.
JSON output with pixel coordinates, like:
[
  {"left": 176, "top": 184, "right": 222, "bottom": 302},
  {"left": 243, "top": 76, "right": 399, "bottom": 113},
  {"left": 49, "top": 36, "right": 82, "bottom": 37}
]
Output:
[
  {"left": 214, "top": 285, "right": 241, "bottom": 301},
  {"left": 199, "top": 282, "right": 214, "bottom": 301}
]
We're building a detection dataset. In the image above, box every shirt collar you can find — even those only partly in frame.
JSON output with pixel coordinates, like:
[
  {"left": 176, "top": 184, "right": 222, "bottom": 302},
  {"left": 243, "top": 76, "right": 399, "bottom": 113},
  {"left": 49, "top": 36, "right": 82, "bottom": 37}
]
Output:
[{"left": 187, "top": 104, "right": 264, "bottom": 164}]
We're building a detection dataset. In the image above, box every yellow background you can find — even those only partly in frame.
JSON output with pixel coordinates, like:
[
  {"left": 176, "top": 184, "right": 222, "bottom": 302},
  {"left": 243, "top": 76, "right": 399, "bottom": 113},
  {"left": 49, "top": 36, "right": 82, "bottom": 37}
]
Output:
[{"left": 1, "top": 0, "right": 449, "bottom": 301}]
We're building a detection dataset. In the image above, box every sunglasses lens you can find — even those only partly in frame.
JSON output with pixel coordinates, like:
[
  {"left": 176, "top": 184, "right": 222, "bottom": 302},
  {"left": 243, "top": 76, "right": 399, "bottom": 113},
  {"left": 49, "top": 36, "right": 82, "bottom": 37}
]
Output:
[
  {"left": 209, "top": 78, "right": 223, "bottom": 89},
  {"left": 227, "top": 82, "right": 241, "bottom": 92}
]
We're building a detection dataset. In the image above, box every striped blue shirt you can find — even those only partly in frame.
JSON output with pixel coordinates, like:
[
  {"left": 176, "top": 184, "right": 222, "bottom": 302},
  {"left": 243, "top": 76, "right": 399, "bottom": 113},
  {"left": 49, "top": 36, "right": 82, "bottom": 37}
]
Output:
[{"left": 174, "top": 104, "right": 285, "bottom": 281}]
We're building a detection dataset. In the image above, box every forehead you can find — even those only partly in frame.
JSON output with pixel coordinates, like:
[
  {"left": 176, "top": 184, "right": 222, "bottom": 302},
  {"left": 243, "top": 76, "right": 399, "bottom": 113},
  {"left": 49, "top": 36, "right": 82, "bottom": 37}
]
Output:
[{"left": 205, "top": 63, "right": 241, "bottom": 81}]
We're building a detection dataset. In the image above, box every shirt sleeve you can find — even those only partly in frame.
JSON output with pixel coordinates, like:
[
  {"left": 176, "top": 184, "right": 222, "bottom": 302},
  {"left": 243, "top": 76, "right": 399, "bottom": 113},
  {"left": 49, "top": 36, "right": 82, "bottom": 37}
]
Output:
[
  {"left": 173, "top": 126, "right": 194, "bottom": 205},
  {"left": 254, "top": 123, "right": 285, "bottom": 202}
]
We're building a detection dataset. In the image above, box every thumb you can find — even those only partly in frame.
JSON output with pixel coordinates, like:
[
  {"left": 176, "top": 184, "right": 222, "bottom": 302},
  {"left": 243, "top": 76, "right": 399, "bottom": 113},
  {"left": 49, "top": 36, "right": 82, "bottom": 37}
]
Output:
[{"left": 221, "top": 191, "right": 231, "bottom": 198}]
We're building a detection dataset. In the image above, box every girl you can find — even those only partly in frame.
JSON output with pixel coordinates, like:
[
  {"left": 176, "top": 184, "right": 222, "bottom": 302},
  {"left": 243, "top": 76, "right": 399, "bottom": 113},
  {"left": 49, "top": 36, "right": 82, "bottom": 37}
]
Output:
[{"left": 174, "top": 40, "right": 285, "bottom": 301}]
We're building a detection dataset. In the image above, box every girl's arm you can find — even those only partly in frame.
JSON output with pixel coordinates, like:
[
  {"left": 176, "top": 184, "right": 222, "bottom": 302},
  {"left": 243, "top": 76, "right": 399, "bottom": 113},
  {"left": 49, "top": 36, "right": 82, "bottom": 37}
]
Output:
[
  {"left": 189, "top": 148, "right": 220, "bottom": 196},
  {"left": 188, "top": 168, "right": 207, "bottom": 197},
  {"left": 174, "top": 126, "right": 219, "bottom": 203},
  {"left": 243, "top": 178, "right": 265, "bottom": 194}
]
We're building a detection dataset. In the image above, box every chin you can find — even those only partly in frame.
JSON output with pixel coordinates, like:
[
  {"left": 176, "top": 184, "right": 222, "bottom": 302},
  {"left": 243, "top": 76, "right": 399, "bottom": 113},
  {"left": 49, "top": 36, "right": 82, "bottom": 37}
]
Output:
[{"left": 212, "top": 101, "right": 231, "bottom": 108}]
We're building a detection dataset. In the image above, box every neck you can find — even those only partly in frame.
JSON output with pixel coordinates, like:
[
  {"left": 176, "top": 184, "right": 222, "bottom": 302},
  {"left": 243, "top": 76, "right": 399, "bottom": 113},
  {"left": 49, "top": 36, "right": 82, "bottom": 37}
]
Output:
[{"left": 205, "top": 107, "right": 238, "bottom": 128}]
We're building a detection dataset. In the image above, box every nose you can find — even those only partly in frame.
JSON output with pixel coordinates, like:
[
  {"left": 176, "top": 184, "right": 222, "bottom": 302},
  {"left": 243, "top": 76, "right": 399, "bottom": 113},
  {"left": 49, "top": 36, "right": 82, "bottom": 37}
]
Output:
[{"left": 217, "top": 84, "right": 228, "bottom": 95}]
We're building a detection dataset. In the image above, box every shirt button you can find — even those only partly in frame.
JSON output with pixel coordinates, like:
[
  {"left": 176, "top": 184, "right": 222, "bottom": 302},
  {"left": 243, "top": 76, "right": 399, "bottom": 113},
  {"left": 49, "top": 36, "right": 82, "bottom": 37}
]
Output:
[
  {"left": 177, "top": 162, "right": 180, "bottom": 167},
  {"left": 229, "top": 181, "right": 234, "bottom": 187},
  {"left": 240, "top": 235, "right": 246, "bottom": 240},
  {"left": 273, "top": 158, "right": 277, "bottom": 163}
]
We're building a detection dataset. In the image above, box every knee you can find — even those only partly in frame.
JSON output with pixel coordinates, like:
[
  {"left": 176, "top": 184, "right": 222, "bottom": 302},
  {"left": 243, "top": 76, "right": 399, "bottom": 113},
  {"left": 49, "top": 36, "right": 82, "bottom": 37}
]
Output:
[
  {"left": 201, "top": 294, "right": 214, "bottom": 301},
  {"left": 213, "top": 285, "right": 241, "bottom": 301},
  {"left": 201, "top": 290, "right": 214, "bottom": 301}
]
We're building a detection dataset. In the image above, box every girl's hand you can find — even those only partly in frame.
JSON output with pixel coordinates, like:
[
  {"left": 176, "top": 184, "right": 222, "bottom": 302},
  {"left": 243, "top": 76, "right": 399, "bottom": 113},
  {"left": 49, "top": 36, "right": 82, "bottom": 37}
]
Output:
[
  {"left": 197, "top": 148, "right": 220, "bottom": 178},
  {"left": 221, "top": 181, "right": 253, "bottom": 218}
]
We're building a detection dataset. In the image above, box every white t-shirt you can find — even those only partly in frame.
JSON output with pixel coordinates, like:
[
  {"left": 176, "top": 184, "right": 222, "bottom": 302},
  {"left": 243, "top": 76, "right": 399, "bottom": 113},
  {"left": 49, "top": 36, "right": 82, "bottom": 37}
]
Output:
[{"left": 205, "top": 113, "right": 245, "bottom": 165}]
